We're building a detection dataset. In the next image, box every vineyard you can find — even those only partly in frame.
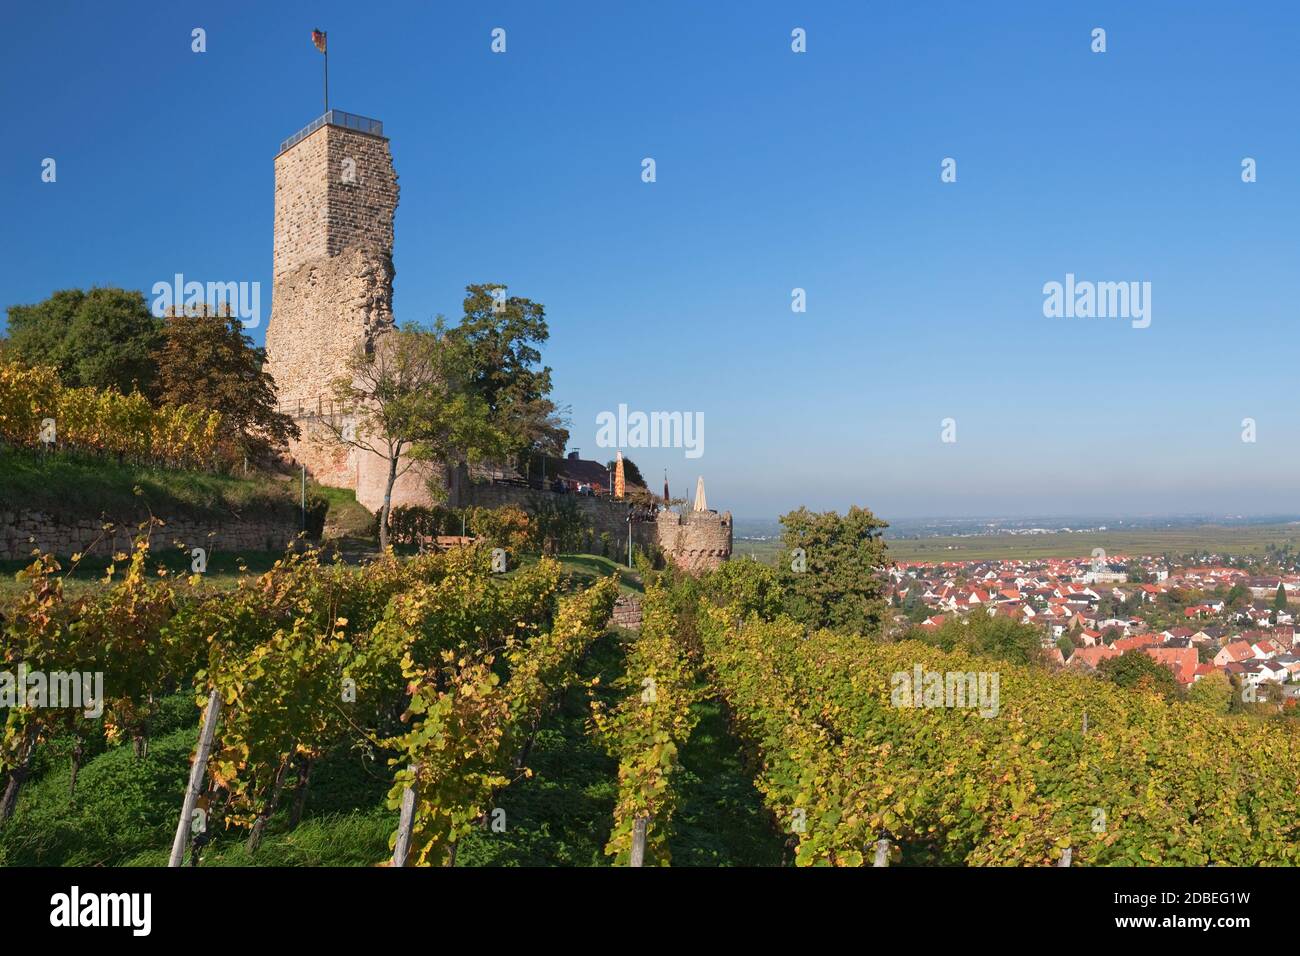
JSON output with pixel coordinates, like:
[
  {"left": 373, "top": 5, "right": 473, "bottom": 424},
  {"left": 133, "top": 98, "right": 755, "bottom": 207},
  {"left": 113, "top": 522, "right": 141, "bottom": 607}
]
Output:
[
  {"left": 696, "top": 608, "right": 1300, "bottom": 866},
  {"left": 2, "top": 538, "right": 1298, "bottom": 867},
  {"left": 0, "top": 362, "right": 222, "bottom": 469}
]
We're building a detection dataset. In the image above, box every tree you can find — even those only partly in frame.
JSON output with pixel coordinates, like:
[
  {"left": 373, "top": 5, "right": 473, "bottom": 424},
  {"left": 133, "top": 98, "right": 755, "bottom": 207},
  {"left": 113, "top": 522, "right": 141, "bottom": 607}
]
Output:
[
  {"left": 324, "top": 325, "right": 504, "bottom": 550},
  {"left": 1229, "top": 675, "right": 1282, "bottom": 715},
  {"left": 445, "top": 284, "right": 569, "bottom": 461},
  {"left": 5, "top": 288, "right": 161, "bottom": 395},
  {"left": 1274, "top": 582, "right": 1288, "bottom": 611},
  {"left": 1187, "top": 670, "right": 1232, "bottom": 714},
  {"left": 606, "top": 456, "right": 646, "bottom": 488},
  {"left": 1056, "top": 634, "right": 1075, "bottom": 659},
  {"left": 706, "top": 559, "right": 787, "bottom": 622},
  {"left": 912, "top": 613, "right": 1045, "bottom": 666},
  {"left": 903, "top": 595, "right": 930, "bottom": 624},
  {"left": 779, "top": 506, "right": 889, "bottom": 635},
  {"left": 1096, "top": 651, "right": 1180, "bottom": 699},
  {"left": 155, "top": 311, "right": 298, "bottom": 467}
]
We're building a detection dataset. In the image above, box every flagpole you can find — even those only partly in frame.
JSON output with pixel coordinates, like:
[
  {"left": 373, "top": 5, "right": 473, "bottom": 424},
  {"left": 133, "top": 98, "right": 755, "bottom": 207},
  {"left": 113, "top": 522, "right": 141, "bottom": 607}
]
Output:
[{"left": 324, "top": 47, "right": 329, "bottom": 114}]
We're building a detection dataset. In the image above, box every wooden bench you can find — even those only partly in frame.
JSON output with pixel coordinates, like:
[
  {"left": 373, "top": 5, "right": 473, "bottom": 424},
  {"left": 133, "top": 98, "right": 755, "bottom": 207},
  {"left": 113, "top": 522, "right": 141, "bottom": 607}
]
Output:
[{"left": 417, "top": 534, "right": 475, "bottom": 553}]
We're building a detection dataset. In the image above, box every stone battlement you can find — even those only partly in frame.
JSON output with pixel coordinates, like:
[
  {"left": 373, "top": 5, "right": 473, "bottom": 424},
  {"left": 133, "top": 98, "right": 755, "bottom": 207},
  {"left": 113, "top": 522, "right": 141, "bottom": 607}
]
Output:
[{"left": 656, "top": 507, "right": 732, "bottom": 571}]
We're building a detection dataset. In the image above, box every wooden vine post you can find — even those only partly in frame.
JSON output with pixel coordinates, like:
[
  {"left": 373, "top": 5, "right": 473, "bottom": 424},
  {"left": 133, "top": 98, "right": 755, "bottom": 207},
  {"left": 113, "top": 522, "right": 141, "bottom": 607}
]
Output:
[
  {"left": 168, "top": 688, "right": 222, "bottom": 867},
  {"left": 629, "top": 816, "right": 649, "bottom": 867},
  {"left": 391, "top": 764, "right": 420, "bottom": 867},
  {"left": 872, "top": 836, "right": 891, "bottom": 867}
]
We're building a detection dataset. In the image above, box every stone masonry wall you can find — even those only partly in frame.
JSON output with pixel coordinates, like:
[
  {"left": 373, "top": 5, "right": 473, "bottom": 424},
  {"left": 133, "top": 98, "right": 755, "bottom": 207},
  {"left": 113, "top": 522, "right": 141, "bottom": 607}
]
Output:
[
  {"left": 453, "top": 482, "right": 661, "bottom": 555},
  {"left": 325, "top": 129, "right": 398, "bottom": 261},
  {"left": 354, "top": 453, "right": 443, "bottom": 514},
  {"left": 656, "top": 509, "right": 733, "bottom": 572},
  {"left": 611, "top": 595, "right": 643, "bottom": 630},
  {"left": 271, "top": 124, "right": 398, "bottom": 282},
  {"left": 271, "top": 126, "right": 330, "bottom": 280},
  {"left": 266, "top": 121, "right": 400, "bottom": 493},
  {"left": 0, "top": 509, "right": 299, "bottom": 561},
  {"left": 452, "top": 481, "right": 731, "bottom": 569}
]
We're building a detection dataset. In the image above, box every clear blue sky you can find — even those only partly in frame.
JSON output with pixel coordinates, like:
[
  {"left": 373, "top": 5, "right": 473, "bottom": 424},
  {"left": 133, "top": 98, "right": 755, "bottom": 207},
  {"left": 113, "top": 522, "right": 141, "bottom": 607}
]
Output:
[{"left": 2, "top": 1, "right": 1297, "bottom": 521}]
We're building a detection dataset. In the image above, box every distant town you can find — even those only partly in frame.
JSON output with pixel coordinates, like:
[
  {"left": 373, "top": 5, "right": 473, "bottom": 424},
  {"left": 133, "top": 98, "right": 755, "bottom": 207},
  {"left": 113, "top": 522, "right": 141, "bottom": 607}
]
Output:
[{"left": 888, "top": 550, "right": 1300, "bottom": 701}]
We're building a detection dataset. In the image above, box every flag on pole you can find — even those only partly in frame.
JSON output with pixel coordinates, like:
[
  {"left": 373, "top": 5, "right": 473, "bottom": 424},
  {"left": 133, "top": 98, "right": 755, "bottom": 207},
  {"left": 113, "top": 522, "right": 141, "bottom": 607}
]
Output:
[{"left": 312, "top": 29, "right": 329, "bottom": 113}]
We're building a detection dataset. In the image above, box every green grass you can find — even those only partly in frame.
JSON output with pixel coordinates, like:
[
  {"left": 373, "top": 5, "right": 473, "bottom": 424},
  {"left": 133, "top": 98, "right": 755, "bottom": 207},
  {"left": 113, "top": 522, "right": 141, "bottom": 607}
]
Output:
[
  {"left": 126, "top": 810, "right": 395, "bottom": 868},
  {"left": 669, "top": 697, "right": 788, "bottom": 866},
  {"left": 0, "top": 450, "right": 296, "bottom": 523},
  {"left": 123, "top": 737, "right": 399, "bottom": 868},
  {"left": 509, "top": 553, "right": 644, "bottom": 596},
  {"left": 312, "top": 484, "right": 375, "bottom": 540},
  {"left": 555, "top": 553, "right": 644, "bottom": 595},
  {"left": 0, "top": 727, "right": 197, "bottom": 867}
]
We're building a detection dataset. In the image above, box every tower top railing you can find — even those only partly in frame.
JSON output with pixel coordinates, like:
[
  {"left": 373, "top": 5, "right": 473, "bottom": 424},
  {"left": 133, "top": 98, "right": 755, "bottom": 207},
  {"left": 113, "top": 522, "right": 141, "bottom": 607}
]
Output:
[{"left": 278, "top": 110, "right": 385, "bottom": 154}]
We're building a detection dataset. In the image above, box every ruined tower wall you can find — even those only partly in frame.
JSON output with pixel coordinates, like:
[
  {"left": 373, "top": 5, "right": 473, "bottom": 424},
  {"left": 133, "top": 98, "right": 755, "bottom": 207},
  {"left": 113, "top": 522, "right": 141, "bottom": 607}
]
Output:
[
  {"left": 266, "top": 118, "right": 405, "bottom": 499},
  {"left": 271, "top": 129, "right": 330, "bottom": 280}
]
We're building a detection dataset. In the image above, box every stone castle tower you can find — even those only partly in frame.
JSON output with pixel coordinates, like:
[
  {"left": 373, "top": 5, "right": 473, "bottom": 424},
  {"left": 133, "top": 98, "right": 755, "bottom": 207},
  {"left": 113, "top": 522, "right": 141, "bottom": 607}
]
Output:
[
  {"left": 655, "top": 478, "right": 732, "bottom": 571},
  {"left": 265, "top": 111, "right": 435, "bottom": 509}
]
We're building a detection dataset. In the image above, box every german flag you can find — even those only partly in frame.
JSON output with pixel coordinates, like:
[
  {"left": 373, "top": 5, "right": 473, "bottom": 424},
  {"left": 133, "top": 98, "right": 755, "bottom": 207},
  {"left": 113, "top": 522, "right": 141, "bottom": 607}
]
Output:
[{"left": 311, "top": 29, "right": 327, "bottom": 54}]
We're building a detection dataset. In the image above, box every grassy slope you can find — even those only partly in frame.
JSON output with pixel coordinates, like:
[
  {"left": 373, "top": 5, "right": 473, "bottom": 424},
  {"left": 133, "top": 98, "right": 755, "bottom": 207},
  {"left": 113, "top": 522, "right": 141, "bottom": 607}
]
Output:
[
  {"left": 0, "top": 451, "right": 295, "bottom": 523},
  {"left": 313, "top": 484, "right": 374, "bottom": 539},
  {"left": 551, "top": 553, "right": 644, "bottom": 596},
  {"left": 0, "top": 550, "right": 632, "bottom": 606}
]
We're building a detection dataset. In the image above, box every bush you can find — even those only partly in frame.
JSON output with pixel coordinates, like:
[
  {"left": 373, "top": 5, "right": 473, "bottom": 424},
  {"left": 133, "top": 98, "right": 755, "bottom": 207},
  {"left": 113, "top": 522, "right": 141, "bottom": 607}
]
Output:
[
  {"left": 526, "top": 495, "right": 592, "bottom": 556},
  {"left": 908, "top": 613, "right": 1046, "bottom": 666},
  {"left": 383, "top": 504, "right": 458, "bottom": 545},
  {"left": 305, "top": 491, "right": 329, "bottom": 539},
  {"left": 465, "top": 505, "right": 531, "bottom": 555},
  {"left": 1097, "top": 650, "right": 1181, "bottom": 700}
]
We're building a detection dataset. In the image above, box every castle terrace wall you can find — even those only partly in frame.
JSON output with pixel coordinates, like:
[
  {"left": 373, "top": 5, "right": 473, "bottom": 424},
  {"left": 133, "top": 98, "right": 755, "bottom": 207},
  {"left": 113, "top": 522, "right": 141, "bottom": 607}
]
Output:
[
  {"left": 0, "top": 509, "right": 299, "bottom": 561},
  {"left": 452, "top": 481, "right": 661, "bottom": 556},
  {"left": 452, "top": 480, "right": 731, "bottom": 569},
  {"left": 611, "top": 595, "right": 643, "bottom": 629}
]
